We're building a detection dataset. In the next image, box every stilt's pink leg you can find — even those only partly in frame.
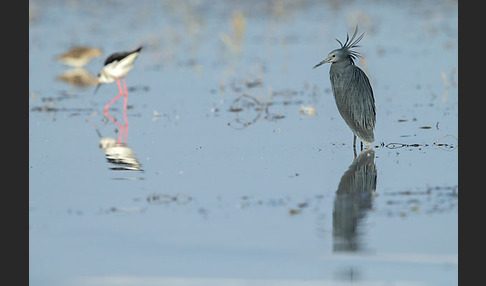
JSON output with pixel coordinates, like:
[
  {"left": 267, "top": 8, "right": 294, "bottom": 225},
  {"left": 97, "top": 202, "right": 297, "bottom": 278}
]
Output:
[
  {"left": 104, "top": 78, "right": 123, "bottom": 114},
  {"left": 104, "top": 78, "right": 125, "bottom": 143},
  {"left": 122, "top": 77, "right": 129, "bottom": 143}
]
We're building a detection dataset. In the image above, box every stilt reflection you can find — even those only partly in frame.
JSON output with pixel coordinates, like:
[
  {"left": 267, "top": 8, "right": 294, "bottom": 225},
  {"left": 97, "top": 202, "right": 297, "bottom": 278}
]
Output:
[
  {"left": 94, "top": 128, "right": 142, "bottom": 172},
  {"left": 99, "top": 137, "right": 142, "bottom": 171}
]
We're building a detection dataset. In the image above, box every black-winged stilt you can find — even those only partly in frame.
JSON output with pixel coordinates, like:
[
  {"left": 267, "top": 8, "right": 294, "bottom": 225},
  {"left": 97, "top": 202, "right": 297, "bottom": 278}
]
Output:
[{"left": 95, "top": 46, "right": 142, "bottom": 143}]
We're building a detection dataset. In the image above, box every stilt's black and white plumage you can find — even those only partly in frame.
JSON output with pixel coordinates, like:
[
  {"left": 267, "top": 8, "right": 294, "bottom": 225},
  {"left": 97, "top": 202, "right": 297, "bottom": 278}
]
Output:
[
  {"left": 96, "top": 46, "right": 142, "bottom": 87},
  {"left": 95, "top": 46, "right": 142, "bottom": 144}
]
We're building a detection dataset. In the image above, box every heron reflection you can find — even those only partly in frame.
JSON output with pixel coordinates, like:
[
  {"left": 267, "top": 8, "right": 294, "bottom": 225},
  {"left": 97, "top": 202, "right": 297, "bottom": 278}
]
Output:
[{"left": 333, "top": 148, "right": 376, "bottom": 252}]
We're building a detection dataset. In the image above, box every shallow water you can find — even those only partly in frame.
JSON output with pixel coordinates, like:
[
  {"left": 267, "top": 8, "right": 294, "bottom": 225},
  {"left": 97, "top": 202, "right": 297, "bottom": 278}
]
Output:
[{"left": 29, "top": 0, "right": 458, "bottom": 285}]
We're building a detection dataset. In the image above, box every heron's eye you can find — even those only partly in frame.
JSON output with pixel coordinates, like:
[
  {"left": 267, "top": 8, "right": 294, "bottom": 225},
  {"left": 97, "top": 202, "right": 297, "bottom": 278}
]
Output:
[{"left": 332, "top": 55, "right": 335, "bottom": 58}]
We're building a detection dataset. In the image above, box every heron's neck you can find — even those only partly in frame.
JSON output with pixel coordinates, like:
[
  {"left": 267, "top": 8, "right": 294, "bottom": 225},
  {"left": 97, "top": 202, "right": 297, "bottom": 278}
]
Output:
[
  {"left": 333, "top": 58, "right": 354, "bottom": 66},
  {"left": 330, "top": 60, "right": 352, "bottom": 74}
]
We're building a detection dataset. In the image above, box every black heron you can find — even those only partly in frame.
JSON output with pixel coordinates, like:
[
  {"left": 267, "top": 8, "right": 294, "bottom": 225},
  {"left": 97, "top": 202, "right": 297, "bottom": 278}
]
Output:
[{"left": 314, "top": 27, "right": 376, "bottom": 153}]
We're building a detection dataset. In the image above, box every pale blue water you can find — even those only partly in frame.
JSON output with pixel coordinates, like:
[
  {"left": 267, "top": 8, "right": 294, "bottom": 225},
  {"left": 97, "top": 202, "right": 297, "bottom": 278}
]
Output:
[{"left": 29, "top": 0, "right": 458, "bottom": 285}]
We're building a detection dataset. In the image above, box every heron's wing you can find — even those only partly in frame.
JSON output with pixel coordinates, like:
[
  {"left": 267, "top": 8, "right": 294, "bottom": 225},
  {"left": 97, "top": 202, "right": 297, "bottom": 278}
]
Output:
[
  {"left": 349, "top": 66, "right": 375, "bottom": 130},
  {"left": 331, "top": 65, "right": 375, "bottom": 137}
]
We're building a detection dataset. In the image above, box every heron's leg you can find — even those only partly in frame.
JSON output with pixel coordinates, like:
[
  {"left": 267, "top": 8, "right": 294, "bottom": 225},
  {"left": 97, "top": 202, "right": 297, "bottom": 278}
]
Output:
[
  {"left": 353, "top": 135, "right": 357, "bottom": 158},
  {"left": 360, "top": 141, "right": 363, "bottom": 151}
]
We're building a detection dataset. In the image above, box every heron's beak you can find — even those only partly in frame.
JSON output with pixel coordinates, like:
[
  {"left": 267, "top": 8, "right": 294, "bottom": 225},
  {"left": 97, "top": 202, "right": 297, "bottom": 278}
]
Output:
[
  {"left": 313, "top": 58, "right": 330, "bottom": 69},
  {"left": 94, "top": 83, "right": 101, "bottom": 95}
]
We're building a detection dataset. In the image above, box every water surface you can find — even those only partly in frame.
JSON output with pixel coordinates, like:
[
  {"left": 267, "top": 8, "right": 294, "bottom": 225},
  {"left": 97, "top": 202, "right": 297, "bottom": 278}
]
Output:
[{"left": 29, "top": 1, "right": 458, "bottom": 285}]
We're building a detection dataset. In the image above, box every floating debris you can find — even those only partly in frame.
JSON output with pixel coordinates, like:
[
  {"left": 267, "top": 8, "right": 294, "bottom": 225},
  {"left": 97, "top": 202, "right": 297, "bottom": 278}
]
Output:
[
  {"left": 299, "top": 105, "right": 315, "bottom": 117},
  {"left": 245, "top": 79, "right": 262, "bottom": 89},
  {"left": 31, "top": 105, "right": 94, "bottom": 114},
  {"left": 146, "top": 193, "right": 192, "bottom": 205},
  {"left": 127, "top": 84, "right": 150, "bottom": 92},
  {"left": 385, "top": 142, "right": 428, "bottom": 149},
  {"left": 380, "top": 185, "right": 458, "bottom": 217},
  {"left": 106, "top": 206, "right": 145, "bottom": 214},
  {"left": 289, "top": 208, "right": 301, "bottom": 215},
  {"left": 152, "top": 110, "right": 162, "bottom": 122},
  {"left": 264, "top": 103, "right": 285, "bottom": 121},
  {"left": 381, "top": 136, "right": 457, "bottom": 151},
  {"left": 434, "top": 135, "right": 458, "bottom": 151},
  {"left": 227, "top": 94, "right": 263, "bottom": 130}
]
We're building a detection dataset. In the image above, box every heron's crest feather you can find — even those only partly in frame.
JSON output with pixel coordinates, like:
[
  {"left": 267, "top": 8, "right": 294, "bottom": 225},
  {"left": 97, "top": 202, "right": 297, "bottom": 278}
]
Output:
[{"left": 335, "top": 26, "right": 364, "bottom": 64}]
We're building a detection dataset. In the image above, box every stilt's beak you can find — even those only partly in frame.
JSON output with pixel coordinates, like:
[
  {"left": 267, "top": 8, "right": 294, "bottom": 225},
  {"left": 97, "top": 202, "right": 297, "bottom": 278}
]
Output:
[{"left": 94, "top": 83, "right": 101, "bottom": 95}]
